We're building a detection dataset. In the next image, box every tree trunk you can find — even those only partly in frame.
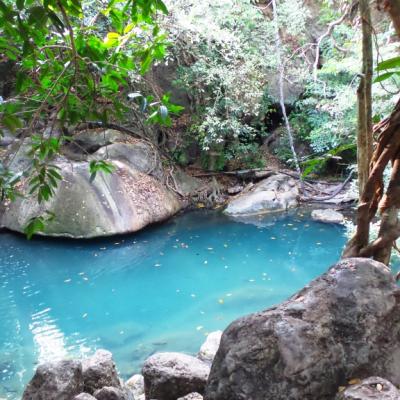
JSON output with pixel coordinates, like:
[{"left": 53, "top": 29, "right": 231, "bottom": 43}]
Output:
[
  {"left": 357, "top": 0, "right": 373, "bottom": 196},
  {"left": 343, "top": 0, "right": 400, "bottom": 266},
  {"left": 271, "top": 0, "right": 301, "bottom": 177},
  {"left": 378, "top": 0, "right": 400, "bottom": 37}
]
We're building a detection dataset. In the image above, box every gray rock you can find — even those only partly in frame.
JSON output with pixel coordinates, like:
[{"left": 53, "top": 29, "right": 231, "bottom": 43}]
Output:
[
  {"left": 74, "top": 394, "right": 97, "bottom": 400},
  {"left": 72, "top": 129, "right": 127, "bottom": 153},
  {"left": 1, "top": 140, "right": 181, "bottom": 238},
  {"left": 82, "top": 349, "right": 120, "bottom": 394},
  {"left": 227, "top": 185, "right": 243, "bottom": 195},
  {"left": 93, "top": 386, "right": 134, "bottom": 400},
  {"left": 336, "top": 377, "right": 400, "bottom": 400},
  {"left": 0, "top": 129, "right": 15, "bottom": 147},
  {"left": 224, "top": 174, "right": 299, "bottom": 216},
  {"left": 171, "top": 168, "right": 203, "bottom": 196},
  {"left": 177, "top": 393, "right": 203, "bottom": 400},
  {"left": 22, "top": 360, "right": 83, "bottom": 400},
  {"left": 311, "top": 209, "right": 345, "bottom": 224},
  {"left": 91, "top": 141, "right": 164, "bottom": 180},
  {"left": 125, "top": 374, "right": 144, "bottom": 398},
  {"left": 205, "top": 258, "right": 400, "bottom": 400},
  {"left": 142, "top": 352, "right": 210, "bottom": 400},
  {"left": 198, "top": 331, "right": 222, "bottom": 364}
]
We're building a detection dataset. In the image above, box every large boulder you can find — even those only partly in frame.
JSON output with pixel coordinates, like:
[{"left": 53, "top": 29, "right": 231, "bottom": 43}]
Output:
[
  {"left": 1, "top": 135, "right": 182, "bottom": 238},
  {"left": 142, "top": 352, "right": 210, "bottom": 400},
  {"left": 82, "top": 349, "right": 121, "bottom": 394},
  {"left": 198, "top": 331, "right": 222, "bottom": 365},
  {"left": 311, "top": 209, "right": 345, "bottom": 224},
  {"left": 336, "top": 377, "right": 400, "bottom": 400},
  {"left": 92, "top": 141, "right": 164, "bottom": 180},
  {"left": 205, "top": 258, "right": 400, "bottom": 400},
  {"left": 22, "top": 360, "right": 84, "bottom": 400},
  {"left": 224, "top": 174, "right": 299, "bottom": 216}
]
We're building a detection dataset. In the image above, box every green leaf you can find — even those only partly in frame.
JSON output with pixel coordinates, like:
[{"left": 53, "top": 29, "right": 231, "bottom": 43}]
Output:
[
  {"left": 155, "top": 0, "right": 168, "bottom": 14},
  {"left": 16, "top": 0, "right": 24, "bottom": 11},
  {"left": 28, "top": 6, "right": 47, "bottom": 27},
  {"left": 377, "top": 56, "right": 400, "bottom": 71},
  {"left": 1, "top": 114, "right": 22, "bottom": 132},
  {"left": 24, "top": 217, "right": 45, "bottom": 239},
  {"left": 374, "top": 71, "right": 400, "bottom": 83}
]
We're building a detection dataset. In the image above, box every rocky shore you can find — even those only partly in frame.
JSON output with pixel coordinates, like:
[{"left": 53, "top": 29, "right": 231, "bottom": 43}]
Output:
[{"left": 21, "top": 258, "right": 400, "bottom": 400}]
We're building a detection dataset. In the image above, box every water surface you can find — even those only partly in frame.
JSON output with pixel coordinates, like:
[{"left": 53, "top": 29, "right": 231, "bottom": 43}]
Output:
[{"left": 0, "top": 210, "right": 346, "bottom": 399}]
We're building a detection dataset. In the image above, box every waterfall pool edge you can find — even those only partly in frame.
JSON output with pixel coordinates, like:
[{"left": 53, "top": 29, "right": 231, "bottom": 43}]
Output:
[{"left": 0, "top": 209, "right": 347, "bottom": 399}]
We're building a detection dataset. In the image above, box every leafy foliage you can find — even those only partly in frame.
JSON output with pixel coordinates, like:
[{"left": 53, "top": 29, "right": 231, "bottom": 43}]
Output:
[
  {"left": 0, "top": 0, "right": 174, "bottom": 236},
  {"left": 165, "top": 0, "right": 311, "bottom": 170}
]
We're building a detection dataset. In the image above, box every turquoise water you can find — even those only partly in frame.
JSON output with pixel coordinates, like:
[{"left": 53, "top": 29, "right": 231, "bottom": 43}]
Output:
[{"left": 0, "top": 210, "right": 346, "bottom": 399}]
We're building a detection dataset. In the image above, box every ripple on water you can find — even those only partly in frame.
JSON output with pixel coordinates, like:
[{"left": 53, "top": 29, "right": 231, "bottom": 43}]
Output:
[{"left": 0, "top": 210, "right": 347, "bottom": 399}]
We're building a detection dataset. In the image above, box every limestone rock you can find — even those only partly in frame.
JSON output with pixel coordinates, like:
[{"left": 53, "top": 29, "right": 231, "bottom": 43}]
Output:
[
  {"left": 82, "top": 349, "right": 120, "bottom": 394},
  {"left": 1, "top": 139, "right": 181, "bottom": 238},
  {"left": 311, "top": 209, "right": 345, "bottom": 224},
  {"left": 92, "top": 141, "right": 164, "bottom": 180},
  {"left": 125, "top": 374, "right": 144, "bottom": 398},
  {"left": 142, "top": 352, "right": 210, "bottom": 400},
  {"left": 74, "top": 394, "right": 97, "bottom": 400},
  {"left": 178, "top": 393, "right": 203, "bottom": 400},
  {"left": 72, "top": 129, "right": 127, "bottom": 153},
  {"left": 336, "top": 377, "right": 400, "bottom": 400},
  {"left": 227, "top": 185, "right": 243, "bottom": 195},
  {"left": 198, "top": 331, "right": 222, "bottom": 364},
  {"left": 205, "top": 258, "right": 400, "bottom": 400},
  {"left": 93, "top": 386, "right": 134, "bottom": 400},
  {"left": 22, "top": 360, "right": 83, "bottom": 400},
  {"left": 0, "top": 129, "right": 15, "bottom": 147},
  {"left": 224, "top": 174, "right": 299, "bottom": 216}
]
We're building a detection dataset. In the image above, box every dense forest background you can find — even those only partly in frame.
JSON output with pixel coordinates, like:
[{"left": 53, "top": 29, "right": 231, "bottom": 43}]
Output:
[
  {"left": 1, "top": 0, "right": 400, "bottom": 260},
  {"left": 2, "top": 0, "right": 399, "bottom": 178}
]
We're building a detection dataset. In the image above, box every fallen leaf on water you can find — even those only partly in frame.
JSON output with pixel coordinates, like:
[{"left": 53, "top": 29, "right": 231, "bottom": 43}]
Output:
[{"left": 218, "top": 299, "right": 224, "bottom": 304}]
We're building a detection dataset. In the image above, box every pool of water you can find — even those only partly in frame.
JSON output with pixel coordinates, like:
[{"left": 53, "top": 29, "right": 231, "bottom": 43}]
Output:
[{"left": 0, "top": 210, "right": 347, "bottom": 399}]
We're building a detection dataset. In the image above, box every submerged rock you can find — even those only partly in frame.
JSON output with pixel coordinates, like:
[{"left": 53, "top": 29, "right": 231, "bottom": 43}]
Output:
[
  {"left": 82, "top": 349, "right": 121, "bottom": 394},
  {"left": 142, "top": 352, "right": 210, "bottom": 400},
  {"left": 22, "top": 360, "right": 83, "bottom": 400},
  {"left": 205, "top": 258, "right": 400, "bottom": 400},
  {"left": 198, "top": 331, "right": 222, "bottom": 364},
  {"left": 224, "top": 173, "right": 299, "bottom": 216},
  {"left": 311, "top": 209, "right": 345, "bottom": 224},
  {"left": 336, "top": 377, "right": 400, "bottom": 400},
  {"left": 1, "top": 134, "right": 182, "bottom": 238}
]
